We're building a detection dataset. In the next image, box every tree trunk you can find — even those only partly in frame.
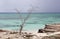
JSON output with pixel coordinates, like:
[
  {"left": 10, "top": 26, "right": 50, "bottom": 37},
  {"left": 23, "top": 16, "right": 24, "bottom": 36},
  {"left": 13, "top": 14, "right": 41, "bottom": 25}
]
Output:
[{"left": 19, "top": 25, "right": 23, "bottom": 35}]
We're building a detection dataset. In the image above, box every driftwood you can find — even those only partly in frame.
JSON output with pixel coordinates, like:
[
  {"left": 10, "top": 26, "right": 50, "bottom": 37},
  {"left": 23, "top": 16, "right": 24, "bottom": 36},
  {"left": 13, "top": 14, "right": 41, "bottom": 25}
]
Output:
[
  {"left": 42, "top": 36, "right": 56, "bottom": 39},
  {"left": 44, "top": 24, "right": 60, "bottom": 33},
  {"left": 41, "top": 23, "right": 60, "bottom": 38},
  {"left": 43, "top": 29, "right": 57, "bottom": 32},
  {"left": 38, "top": 24, "right": 60, "bottom": 33}
]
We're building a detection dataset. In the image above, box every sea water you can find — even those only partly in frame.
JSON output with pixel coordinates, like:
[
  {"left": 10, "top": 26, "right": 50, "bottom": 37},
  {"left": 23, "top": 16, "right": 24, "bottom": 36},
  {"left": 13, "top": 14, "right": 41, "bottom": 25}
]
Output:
[{"left": 0, "top": 12, "right": 60, "bottom": 31}]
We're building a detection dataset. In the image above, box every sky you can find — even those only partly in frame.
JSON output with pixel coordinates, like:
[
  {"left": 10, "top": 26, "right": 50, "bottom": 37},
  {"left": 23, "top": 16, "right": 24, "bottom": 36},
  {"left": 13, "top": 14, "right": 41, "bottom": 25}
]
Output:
[{"left": 0, "top": 0, "right": 60, "bottom": 12}]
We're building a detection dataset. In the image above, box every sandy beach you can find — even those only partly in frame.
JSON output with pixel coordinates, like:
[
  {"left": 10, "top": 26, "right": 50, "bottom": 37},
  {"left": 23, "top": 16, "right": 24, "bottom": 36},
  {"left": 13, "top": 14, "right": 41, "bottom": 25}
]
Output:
[
  {"left": 0, "top": 29, "right": 48, "bottom": 39},
  {"left": 0, "top": 29, "right": 60, "bottom": 39}
]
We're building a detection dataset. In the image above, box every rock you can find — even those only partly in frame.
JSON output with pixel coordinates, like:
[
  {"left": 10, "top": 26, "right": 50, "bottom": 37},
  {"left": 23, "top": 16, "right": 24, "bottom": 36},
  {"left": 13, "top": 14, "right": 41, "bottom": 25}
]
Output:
[
  {"left": 10, "top": 32, "right": 18, "bottom": 34},
  {"left": 0, "top": 30, "right": 8, "bottom": 32},
  {"left": 38, "top": 29, "right": 44, "bottom": 33}
]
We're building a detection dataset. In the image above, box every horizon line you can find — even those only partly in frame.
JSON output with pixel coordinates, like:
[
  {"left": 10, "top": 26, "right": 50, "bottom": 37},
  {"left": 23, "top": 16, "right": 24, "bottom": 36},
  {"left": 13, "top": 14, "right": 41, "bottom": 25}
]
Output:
[{"left": 0, "top": 12, "right": 59, "bottom": 14}]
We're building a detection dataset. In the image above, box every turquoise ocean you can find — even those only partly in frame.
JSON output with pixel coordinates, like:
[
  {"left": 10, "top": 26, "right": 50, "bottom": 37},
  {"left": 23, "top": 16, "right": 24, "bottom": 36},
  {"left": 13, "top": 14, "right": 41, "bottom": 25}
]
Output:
[{"left": 0, "top": 12, "right": 60, "bottom": 31}]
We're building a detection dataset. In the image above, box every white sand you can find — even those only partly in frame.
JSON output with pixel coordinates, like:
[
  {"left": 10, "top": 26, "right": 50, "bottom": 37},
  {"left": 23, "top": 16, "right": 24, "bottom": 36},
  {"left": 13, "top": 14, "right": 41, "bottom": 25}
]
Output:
[
  {"left": 0, "top": 30, "right": 60, "bottom": 39},
  {"left": 0, "top": 32, "right": 47, "bottom": 39}
]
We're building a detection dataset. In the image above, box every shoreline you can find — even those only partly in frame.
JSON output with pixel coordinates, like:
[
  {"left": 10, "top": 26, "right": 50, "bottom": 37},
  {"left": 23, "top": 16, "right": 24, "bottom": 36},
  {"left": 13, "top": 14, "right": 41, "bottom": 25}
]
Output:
[
  {"left": 0, "top": 23, "right": 60, "bottom": 39},
  {"left": 0, "top": 29, "right": 47, "bottom": 39},
  {"left": 0, "top": 29, "right": 60, "bottom": 39}
]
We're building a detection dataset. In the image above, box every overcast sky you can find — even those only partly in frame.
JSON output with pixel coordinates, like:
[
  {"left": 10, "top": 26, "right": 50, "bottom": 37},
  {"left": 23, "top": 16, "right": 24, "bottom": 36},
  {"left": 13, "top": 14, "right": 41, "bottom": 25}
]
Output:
[{"left": 0, "top": 0, "right": 60, "bottom": 12}]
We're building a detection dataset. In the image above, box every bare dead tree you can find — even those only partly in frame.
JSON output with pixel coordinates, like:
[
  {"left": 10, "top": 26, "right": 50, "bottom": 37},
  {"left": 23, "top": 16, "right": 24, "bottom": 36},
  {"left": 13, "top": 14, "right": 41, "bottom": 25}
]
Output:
[
  {"left": 19, "top": 8, "right": 33, "bottom": 35},
  {"left": 15, "top": 9, "right": 23, "bottom": 22},
  {"left": 15, "top": 7, "right": 33, "bottom": 35}
]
